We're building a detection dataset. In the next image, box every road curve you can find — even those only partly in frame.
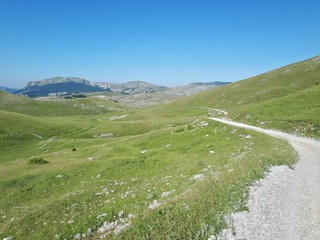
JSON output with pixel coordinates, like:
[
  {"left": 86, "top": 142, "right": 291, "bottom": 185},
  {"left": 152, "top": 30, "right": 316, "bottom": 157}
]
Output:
[{"left": 209, "top": 117, "right": 320, "bottom": 240}]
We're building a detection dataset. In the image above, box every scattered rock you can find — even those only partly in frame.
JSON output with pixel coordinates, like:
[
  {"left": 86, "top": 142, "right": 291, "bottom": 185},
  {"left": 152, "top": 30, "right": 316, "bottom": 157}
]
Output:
[
  {"left": 313, "top": 56, "right": 320, "bottom": 62},
  {"left": 198, "top": 121, "right": 209, "bottom": 127},
  {"left": 97, "top": 213, "right": 107, "bottom": 219},
  {"left": 208, "top": 150, "right": 215, "bottom": 155},
  {"left": 161, "top": 190, "right": 174, "bottom": 198},
  {"left": 94, "top": 133, "right": 114, "bottom": 138},
  {"left": 96, "top": 187, "right": 109, "bottom": 196},
  {"left": 98, "top": 221, "right": 117, "bottom": 235},
  {"left": 98, "top": 213, "right": 133, "bottom": 237},
  {"left": 118, "top": 211, "right": 125, "bottom": 218},
  {"left": 183, "top": 203, "right": 190, "bottom": 210},
  {"left": 87, "top": 228, "right": 93, "bottom": 236},
  {"left": 202, "top": 168, "right": 209, "bottom": 173},
  {"left": 192, "top": 174, "right": 205, "bottom": 181},
  {"left": 3, "top": 237, "right": 14, "bottom": 240},
  {"left": 149, "top": 199, "right": 161, "bottom": 209},
  {"left": 114, "top": 223, "right": 130, "bottom": 235},
  {"left": 121, "top": 191, "right": 131, "bottom": 198},
  {"left": 73, "top": 233, "right": 82, "bottom": 239}
]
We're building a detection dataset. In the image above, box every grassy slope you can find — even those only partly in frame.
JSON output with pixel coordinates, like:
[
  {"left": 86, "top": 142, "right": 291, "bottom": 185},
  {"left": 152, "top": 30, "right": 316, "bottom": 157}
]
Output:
[
  {"left": 172, "top": 55, "right": 320, "bottom": 138},
  {"left": 0, "top": 91, "right": 126, "bottom": 116},
  {"left": 3, "top": 56, "right": 319, "bottom": 239},
  {"left": 0, "top": 112, "right": 296, "bottom": 240},
  {"left": 230, "top": 84, "right": 320, "bottom": 138},
  {"left": 0, "top": 99, "right": 297, "bottom": 240}
]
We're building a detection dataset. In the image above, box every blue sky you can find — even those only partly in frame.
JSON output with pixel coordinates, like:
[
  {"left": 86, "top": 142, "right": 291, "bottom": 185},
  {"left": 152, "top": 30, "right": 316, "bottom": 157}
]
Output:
[{"left": 1, "top": 0, "right": 320, "bottom": 88}]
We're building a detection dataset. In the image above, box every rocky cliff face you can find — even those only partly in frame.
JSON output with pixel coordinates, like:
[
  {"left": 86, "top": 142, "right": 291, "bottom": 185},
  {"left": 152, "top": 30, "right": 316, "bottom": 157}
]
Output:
[
  {"left": 164, "top": 82, "right": 230, "bottom": 95},
  {"left": 15, "top": 77, "right": 106, "bottom": 97},
  {"left": 93, "top": 81, "right": 168, "bottom": 94}
]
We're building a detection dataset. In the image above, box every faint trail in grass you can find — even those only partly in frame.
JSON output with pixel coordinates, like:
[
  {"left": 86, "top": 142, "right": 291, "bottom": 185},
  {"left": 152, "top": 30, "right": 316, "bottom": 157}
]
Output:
[
  {"left": 209, "top": 117, "right": 320, "bottom": 240},
  {"left": 37, "top": 138, "right": 54, "bottom": 149}
]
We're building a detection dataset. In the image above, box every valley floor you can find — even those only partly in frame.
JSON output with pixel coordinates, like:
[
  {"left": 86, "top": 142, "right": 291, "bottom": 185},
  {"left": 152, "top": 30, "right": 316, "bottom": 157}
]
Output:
[{"left": 209, "top": 117, "right": 320, "bottom": 240}]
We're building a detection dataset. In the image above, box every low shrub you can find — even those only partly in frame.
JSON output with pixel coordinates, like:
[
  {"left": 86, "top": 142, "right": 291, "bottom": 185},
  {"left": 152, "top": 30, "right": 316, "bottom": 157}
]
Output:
[
  {"left": 72, "top": 94, "right": 87, "bottom": 98},
  {"left": 28, "top": 157, "right": 49, "bottom": 165},
  {"left": 187, "top": 125, "right": 194, "bottom": 130}
]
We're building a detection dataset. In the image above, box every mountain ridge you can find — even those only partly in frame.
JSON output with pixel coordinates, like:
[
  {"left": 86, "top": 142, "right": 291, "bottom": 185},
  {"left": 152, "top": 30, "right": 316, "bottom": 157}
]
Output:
[
  {"left": 12, "top": 77, "right": 229, "bottom": 97},
  {"left": 0, "top": 86, "right": 18, "bottom": 93},
  {"left": 165, "top": 81, "right": 229, "bottom": 95}
]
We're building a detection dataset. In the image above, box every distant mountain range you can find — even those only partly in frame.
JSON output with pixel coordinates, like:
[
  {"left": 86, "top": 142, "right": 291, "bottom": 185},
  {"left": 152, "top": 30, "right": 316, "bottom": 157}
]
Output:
[
  {"left": 94, "top": 81, "right": 168, "bottom": 94},
  {"left": 14, "top": 77, "right": 106, "bottom": 97},
  {"left": 2, "top": 77, "right": 230, "bottom": 97},
  {"left": 165, "top": 82, "right": 229, "bottom": 95},
  {"left": 0, "top": 86, "right": 18, "bottom": 93}
]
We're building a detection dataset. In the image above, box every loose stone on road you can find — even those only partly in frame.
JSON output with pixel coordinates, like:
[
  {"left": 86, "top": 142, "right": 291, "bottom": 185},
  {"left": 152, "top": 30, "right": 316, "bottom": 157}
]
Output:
[{"left": 209, "top": 117, "right": 320, "bottom": 240}]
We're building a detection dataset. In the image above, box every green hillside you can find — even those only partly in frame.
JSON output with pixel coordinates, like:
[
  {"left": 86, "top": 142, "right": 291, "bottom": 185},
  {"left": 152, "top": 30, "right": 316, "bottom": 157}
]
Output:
[
  {"left": 2, "top": 55, "right": 319, "bottom": 239},
  {"left": 0, "top": 108, "right": 296, "bottom": 240},
  {"left": 0, "top": 91, "right": 127, "bottom": 116},
  {"left": 172, "top": 55, "right": 320, "bottom": 138},
  {"left": 182, "top": 55, "right": 320, "bottom": 107},
  {"left": 230, "top": 84, "right": 320, "bottom": 138}
]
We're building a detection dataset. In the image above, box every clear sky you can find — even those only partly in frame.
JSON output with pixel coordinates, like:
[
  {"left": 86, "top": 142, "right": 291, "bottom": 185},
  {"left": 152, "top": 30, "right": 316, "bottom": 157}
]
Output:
[{"left": 1, "top": 0, "right": 320, "bottom": 88}]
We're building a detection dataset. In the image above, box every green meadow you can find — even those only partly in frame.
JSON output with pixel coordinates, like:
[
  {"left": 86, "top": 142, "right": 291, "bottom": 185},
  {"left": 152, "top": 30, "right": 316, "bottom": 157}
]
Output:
[
  {"left": 0, "top": 94, "right": 296, "bottom": 240},
  {"left": 2, "top": 55, "right": 319, "bottom": 239}
]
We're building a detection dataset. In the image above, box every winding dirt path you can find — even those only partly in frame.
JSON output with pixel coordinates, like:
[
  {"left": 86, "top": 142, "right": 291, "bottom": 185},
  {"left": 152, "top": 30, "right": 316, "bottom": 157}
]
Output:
[{"left": 209, "top": 117, "right": 320, "bottom": 240}]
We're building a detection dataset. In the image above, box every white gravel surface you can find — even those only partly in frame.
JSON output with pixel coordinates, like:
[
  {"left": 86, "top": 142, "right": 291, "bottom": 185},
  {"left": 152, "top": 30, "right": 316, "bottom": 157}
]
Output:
[{"left": 209, "top": 117, "right": 320, "bottom": 240}]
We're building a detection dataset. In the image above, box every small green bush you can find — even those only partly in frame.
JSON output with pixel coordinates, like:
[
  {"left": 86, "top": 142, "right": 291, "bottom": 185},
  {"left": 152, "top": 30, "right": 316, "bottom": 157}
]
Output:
[
  {"left": 28, "top": 157, "right": 49, "bottom": 165},
  {"left": 72, "top": 94, "right": 87, "bottom": 98},
  {"left": 187, "top": 125, "right": 194, "bottom": 130}
]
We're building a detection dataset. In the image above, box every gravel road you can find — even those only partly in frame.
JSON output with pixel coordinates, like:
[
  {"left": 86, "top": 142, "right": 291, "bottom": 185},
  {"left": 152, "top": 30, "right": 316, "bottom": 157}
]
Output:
[{"left": 209, "top": 117, "right": 320, "bottom": 240}]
